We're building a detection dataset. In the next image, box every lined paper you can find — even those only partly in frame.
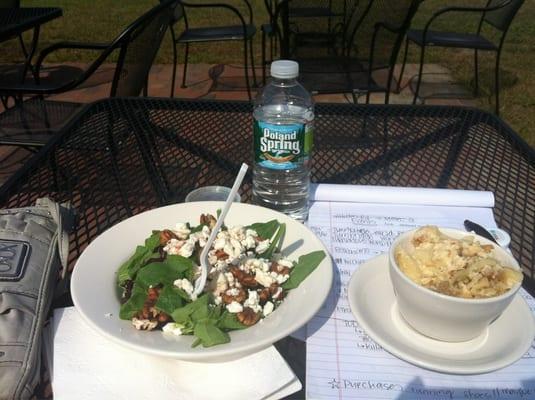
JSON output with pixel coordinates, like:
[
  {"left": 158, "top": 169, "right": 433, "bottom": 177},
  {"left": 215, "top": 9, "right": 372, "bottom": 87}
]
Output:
[{"left": 305, "top": 187, "right": 535, "bottom": 400}]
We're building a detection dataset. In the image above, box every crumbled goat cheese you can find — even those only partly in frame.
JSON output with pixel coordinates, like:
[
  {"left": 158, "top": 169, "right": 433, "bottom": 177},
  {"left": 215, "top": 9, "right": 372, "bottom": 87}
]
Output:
[
  {"left": 174, "top": 222, "right": 191, "bottom": 239},
  {"left": 226, "top": 301, "right": 243, "bottom": 313},
  {"left": 263, "top": 301, "right": 274, "bottom": 316},
  {"left": 163, "top": 238, "right": 183, "bottom": 255},
  {"left": 255, "top": 239, "right": 270, "bottom": 254},
  {"left": 162, "top": 322, "right": 183, "bottom": 336},
  {"left": 277, "top": 258, "right": 294, "bottom": 268},
  {"left": 244, "top": 290, "right": 262, "bottom": 313},
  {"left": 208, "top": 271, "right": 228, "bottom": 296},
  {"left": 178, "top": 238, "right": 196, "bottom": 258},
  {"left": 224, "top": 271, "right": 235, "bottom": 287},
  {"left": 226, "top": 287, "right": 240, "bottom": 296},
  {"left": 270, "top": 271, "right": 290, "bottom": 284},
  {"left": 255, "top": 269, "right": 276, "bottom": 287},
  {"left": 174, "top": 278, "right": 197, "bottom": 300},
  {"left": 245, "top": 229, "right": 258, "bottom": 237},
  {"left": 243, "top": 234, "right": 257, "bottom": 249},
  {"left": 213, "top": 237, "right": 227, "bottom": 250}
]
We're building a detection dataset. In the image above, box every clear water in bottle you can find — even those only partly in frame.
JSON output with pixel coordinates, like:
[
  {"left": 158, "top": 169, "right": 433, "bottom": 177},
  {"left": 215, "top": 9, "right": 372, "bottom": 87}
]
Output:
[{"left": 252, "top": 60, "right": 314, "bottom": 222}]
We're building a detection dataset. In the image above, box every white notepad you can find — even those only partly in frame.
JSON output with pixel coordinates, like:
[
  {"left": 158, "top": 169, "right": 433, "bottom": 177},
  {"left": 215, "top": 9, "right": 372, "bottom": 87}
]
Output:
[{"left": 305, "top": 185, "right": 535, "bottom": 399}]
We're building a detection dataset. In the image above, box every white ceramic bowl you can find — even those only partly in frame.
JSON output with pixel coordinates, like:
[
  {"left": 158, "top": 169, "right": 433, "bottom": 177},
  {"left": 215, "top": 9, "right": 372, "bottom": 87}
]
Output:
[
  {"left": 389, "top": 227, "right": 522, "bottom": 342},
  {"left": 71, "top": 202, "right": 333, "bottom": 361}
]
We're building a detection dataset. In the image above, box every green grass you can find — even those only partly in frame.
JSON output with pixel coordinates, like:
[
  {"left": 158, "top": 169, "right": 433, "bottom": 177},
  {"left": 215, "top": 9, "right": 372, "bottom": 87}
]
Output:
[{"left": 2, "top": 0, "right": 534, "bottom": 146}]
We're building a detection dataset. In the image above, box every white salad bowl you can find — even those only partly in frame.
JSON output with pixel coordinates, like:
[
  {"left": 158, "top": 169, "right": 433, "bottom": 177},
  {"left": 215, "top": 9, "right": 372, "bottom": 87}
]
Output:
[
  {"left": 71, "top": 202, "right": 333, "bottom": 361},
  {"left": 389, "top": 227, "right": 523, "bottom": 342}
]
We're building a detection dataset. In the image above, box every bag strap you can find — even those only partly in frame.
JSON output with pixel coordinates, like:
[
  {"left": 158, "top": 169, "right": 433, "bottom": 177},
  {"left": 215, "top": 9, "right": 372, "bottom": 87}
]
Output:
[{"left": 35, "top": 198, "right": 76, "bottom": 279}]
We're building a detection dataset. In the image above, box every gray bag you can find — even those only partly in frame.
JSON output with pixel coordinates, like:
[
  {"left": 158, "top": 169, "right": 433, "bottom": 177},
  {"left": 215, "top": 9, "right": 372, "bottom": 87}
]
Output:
[{"left": 0, "top": 198, "right": 74, "bottom": 400}]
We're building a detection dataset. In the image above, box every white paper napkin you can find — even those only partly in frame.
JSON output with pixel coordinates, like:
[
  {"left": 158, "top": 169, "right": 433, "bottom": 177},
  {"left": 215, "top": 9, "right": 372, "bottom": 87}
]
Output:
[{"left": 51, "top": 307, "right": 301, "bottom": 400}]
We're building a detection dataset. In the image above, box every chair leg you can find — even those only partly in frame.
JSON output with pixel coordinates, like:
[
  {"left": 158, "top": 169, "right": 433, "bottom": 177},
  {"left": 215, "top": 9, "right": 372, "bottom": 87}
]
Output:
[
  {"left": 171, "top": 28, "right": 178, "bottom": 97},
  {"left": 243, "top": 38, "right": 252, "bottom": 101},
  {"left": 413, "top": 44, "right": 426, "bottom": 105},
  {"left": 397, "top": 38, "right": 410, "bottom": 94},
  {"left": 181, "top": 43, "right": 189, "bottom": 89},
  {"left": 262, "top": 31, "right": 267, "bottom": 86},
  {"left": 495, "top": 50, "right": 501, "bottom": 116},
  {"left": 474, "top": 49, "right": 479, "bottom": 97},
  {"left": 249, "top": 39, "right": 258, "bottom": 88}
]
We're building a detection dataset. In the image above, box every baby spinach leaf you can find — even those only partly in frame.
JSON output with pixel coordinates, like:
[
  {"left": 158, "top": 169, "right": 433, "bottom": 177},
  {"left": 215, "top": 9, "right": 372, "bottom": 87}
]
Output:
[
  {"left": 171, "top": 294, "right": 209, "bottom": 324},
  {"left": 247, "top": 220, "right": 280, "bottom": 240},
  {"left": 259, "top": 223, "right": 286, "bottom": 259},
  {"left": 217, "top": 311, "right": 247, "bottom": 330},
  {"left": 191, "top": 337, "right": 202, "bottom": 348},
  {"left": 135, "top": 256, "right": 193, "bottom": 289},
  {"left": 189, "top": 224, "right": 206, "bottom": 233},
  {"left": 155, "top": 286, "right": 184, "bottom": 315},
  {"left": 119, "top": 285, "right": 146, "bottom": 320},
  {"left": 194, "top": 321, "right": 230, "bottom": 347},
  {"left": 166, "top": 255, "right": 194, "bottom": 275},
  {"left": 117, "top": 246, "right": 157, "bottom": 287},
  {"left": 117, "top": 231, "right": 161, "bottom": 287},
  {"left": 282, "top": 250, "right": 326, "bottom": 290},
  {"left": 144, "top": 231, "right": 161, "bottom": 252}
]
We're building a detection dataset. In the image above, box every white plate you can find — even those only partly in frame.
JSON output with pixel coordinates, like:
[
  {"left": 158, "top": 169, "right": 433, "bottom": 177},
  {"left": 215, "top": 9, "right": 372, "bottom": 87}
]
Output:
[
  {"left": 71, "top": 202, "right": 333, "bottom": 362},
  {"left": 348, "top": 254, "right": 535, "bottom": 374}
]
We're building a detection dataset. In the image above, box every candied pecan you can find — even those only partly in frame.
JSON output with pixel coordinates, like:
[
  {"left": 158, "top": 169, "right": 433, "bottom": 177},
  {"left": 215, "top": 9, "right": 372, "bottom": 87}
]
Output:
[
  {"left": 270, "top": 262, "right": 290, "bottom": 275},
  {"left": 138, "top": 306, "right": 151, "bottom": 320},
  {"left": 159, "top": 229, "right": 178, "bottom": 245},
  {"left": 258, "top": 287, "right": 270, "bottom": 304},
  {"left": 258, "top": 283, "right": 282, "bottom": 303},
  {"left": 215, "top": 249, "right": 229, "bottom": 260},
  {"left": 229, "top": 266, "right": 258, "bottom": 288},
  {"left": 221, "top": 288, "right": 247, "bottom": 304},
  {"left": 147, "top": 287, "right": 161, "bottom": 302},
  {"left": 157, "top": 312, "right": 170, "bottom": 323},
  {"left": 270, "top": 284, "right": 285, "bottom": 300},
  {"left": 200, "top": 213, "right": 217, "bottom": 229},
  {"left": 237, "top": 307, "right": 261, "bottom": 326}
]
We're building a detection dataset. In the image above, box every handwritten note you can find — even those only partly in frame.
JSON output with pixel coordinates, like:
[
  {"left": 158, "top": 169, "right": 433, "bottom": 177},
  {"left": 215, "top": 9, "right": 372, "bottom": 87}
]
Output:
[{"left": 306, "top": 194, "right": 535, "bottom": 400}]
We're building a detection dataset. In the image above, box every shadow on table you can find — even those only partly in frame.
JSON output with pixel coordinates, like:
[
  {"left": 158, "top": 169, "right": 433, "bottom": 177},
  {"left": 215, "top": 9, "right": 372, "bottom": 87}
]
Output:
[{"left": 305, "top": 252, "right": 342, "bottom": 338}]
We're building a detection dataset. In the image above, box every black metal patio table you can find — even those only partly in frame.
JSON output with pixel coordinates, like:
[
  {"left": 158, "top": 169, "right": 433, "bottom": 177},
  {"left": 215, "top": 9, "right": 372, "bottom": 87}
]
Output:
[
  {"left": 0, "top": 7, "right": 63, "bottom": 81},
  {"left": 1, "top": 97, "right": 535, "bottom": 398}
]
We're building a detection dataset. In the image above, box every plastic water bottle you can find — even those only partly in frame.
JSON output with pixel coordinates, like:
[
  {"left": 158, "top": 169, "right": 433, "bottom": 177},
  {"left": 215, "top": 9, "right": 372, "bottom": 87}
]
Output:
[{"left": 252, "top": 60, "right": 314, "bottom": 222}]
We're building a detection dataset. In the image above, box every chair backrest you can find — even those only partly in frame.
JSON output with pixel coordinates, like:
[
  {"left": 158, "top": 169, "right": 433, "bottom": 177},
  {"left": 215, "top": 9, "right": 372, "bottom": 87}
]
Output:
[
  {"left": 483, "top": 0, "right": 525, "bottom": 32},
  {"left": 0, "top": 0, "right": 19, "bottom": 7},
  {"left": 110, "top": 0, "right": 178, "bottom": 97},
  {"left": 35, "top": 0, "right": 179, "bottom": 98},
  {"left": 348, "top": 0, "right": 421, "bottom": 70}
]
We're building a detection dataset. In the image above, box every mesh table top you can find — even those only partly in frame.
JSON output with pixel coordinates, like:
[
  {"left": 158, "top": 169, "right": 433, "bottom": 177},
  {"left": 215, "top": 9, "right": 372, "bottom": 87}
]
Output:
[
  {"left": 0, "top": 7, "right": 62, "bottom": 41},
  {"left": 2, "top": 97, "right": 535, "bottom": 398},
  {"left": 1, "top": 97, "right": 534, "bottom": 283}
]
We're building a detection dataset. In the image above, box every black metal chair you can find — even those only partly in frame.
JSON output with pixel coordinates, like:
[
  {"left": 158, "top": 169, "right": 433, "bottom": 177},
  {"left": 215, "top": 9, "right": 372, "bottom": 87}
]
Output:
[
  {"left": 272, "top": 0, "right": 421, "bottom": 103},
  {"left": 167, "top": 0, "right": 257, "bottom": 100},
  {"left": 0, "top": 0, "right": 29, "bottom": 60},
  {"left": 261, "top": 0, "right": 277, "bottom": 86},
  {"left": 397, "top": 0, "right": 525, "bottom": 115},
  {"left": 0, "top": 0, "right": 178, "bottom": 150}
]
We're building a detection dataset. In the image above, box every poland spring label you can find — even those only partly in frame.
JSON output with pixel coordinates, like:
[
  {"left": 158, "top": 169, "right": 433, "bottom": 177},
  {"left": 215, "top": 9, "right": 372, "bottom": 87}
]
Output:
[{"left": 253, "top": 120, "right": 312, "bottom": 170}]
